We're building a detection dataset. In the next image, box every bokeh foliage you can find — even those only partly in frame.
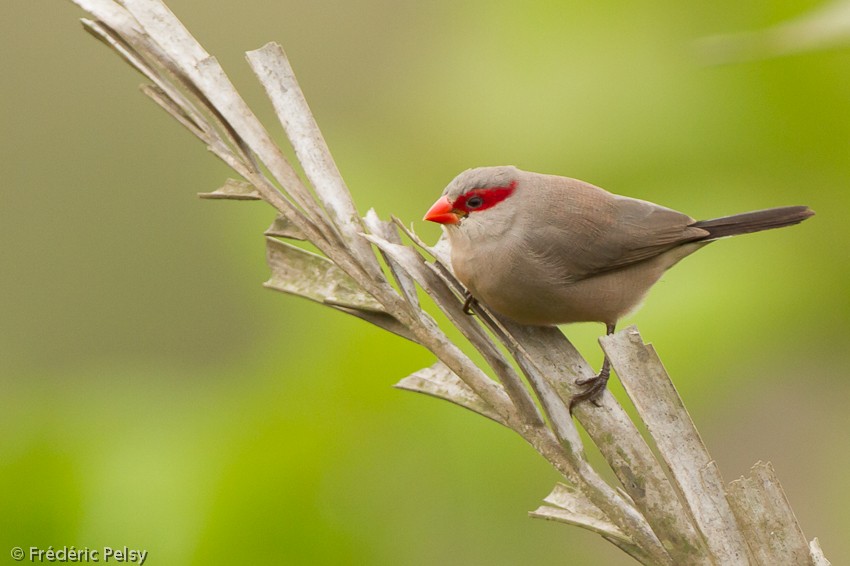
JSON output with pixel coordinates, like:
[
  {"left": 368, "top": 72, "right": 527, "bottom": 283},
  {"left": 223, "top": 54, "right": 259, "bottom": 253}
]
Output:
[{"left": 2, "top": 1, "right": 848, "bottom": 564}]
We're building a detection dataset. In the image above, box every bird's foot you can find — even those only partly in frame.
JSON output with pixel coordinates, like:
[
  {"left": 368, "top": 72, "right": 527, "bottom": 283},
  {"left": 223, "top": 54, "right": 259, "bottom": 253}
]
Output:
[
  {"left": 462, "top": 291, "right": 478, "bottom": 315},
  {"left": 569, "top": 364, "right": 611, "bottom": 413},
  {"left": 570, "top": 323, "right": 616, "bottom": 413}
]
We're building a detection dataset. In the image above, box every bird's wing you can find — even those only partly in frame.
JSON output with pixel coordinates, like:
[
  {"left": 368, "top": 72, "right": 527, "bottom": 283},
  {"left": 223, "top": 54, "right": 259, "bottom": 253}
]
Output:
[
  {"left": 524, "top": 181, "right": 708, "bottom": 282},
  {"left": 602, "top": 196, "right": 707, "bottom": 267}
]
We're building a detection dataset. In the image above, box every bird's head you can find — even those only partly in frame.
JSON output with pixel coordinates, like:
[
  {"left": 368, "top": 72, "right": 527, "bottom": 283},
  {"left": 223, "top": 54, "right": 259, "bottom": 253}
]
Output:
[{"left": 424, "top": 166, "right": 522, "bottom": 227}]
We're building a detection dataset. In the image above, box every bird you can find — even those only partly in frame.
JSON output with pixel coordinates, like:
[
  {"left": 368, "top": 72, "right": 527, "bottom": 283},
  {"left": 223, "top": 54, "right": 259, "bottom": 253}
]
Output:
[{"left": 423, "top": 165, "right": 814, "bottom": 410}]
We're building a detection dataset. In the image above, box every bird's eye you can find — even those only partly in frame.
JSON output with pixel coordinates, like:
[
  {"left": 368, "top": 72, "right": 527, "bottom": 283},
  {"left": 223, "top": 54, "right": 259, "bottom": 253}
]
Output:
[{"left": 466, "top": 196, "right": 484, "bottom": 209}]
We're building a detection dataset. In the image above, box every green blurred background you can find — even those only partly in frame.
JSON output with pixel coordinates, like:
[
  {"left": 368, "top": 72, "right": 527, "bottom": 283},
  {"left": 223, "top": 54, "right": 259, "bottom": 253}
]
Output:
[{"left": 3, "top": 1, "right": 848, "bottom": 564}]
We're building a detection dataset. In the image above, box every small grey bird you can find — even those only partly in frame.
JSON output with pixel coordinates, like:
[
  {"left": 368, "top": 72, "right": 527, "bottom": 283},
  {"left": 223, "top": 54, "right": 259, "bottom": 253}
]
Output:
[{"left": 424, "top": 165, "right": 814, "bottom": 408}]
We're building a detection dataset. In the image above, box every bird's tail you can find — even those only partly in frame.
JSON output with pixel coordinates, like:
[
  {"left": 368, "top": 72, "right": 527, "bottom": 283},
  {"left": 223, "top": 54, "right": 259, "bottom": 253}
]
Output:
[{"left": 693, "top": 205, "right": 814, "bottom": 240}]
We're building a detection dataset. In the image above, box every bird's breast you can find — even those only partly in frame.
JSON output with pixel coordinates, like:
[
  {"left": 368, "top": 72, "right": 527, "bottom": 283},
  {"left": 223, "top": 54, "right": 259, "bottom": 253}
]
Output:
[{"left": 448, "top": 228, "right": 673, "bottom": 326}]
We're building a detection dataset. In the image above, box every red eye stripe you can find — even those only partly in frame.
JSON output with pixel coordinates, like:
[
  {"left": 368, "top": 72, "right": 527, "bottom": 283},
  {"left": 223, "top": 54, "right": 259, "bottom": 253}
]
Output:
[{"left": 454, "top": 180, "right": 517, "bottom": 213}]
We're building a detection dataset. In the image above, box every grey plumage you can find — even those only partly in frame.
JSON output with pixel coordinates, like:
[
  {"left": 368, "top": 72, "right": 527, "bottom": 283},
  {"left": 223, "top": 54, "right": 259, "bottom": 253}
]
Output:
[{"left": 437, "top": 166, "right": 814, "bottom": 326}]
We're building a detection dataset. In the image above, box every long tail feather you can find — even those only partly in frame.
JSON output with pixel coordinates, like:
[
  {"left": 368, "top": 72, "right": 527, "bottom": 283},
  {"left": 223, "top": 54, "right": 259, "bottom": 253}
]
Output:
[{"left": 693, "top": 206, "right": 814, "bottom": 240}]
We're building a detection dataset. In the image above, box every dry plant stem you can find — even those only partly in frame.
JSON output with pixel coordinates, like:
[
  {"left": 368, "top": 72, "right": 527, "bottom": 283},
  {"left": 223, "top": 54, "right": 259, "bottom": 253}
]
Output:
[
  {"left": 68, "top": 2, "right": 830, "bottom": 565},
  {"left": 119, "top": 0, "right": 339, "bottom": 233},
  {"left": 140, "top": 5, "right": 399, "bottom": 310},
  {"left": 359, "top": 236, "right": 675, "bottom": 558},
  {"left": 426, "top": 265, "right": 662, "bottom": 556},
  {"left": 418, "top": 234, "right": 695, "bottom": 563},
  {"left": 421, "top": 262, "right": 672, "bottom": 564},
  {"left": 363, "top": 237, "right": 545, "bottom": 428},
  {"left": 242, "top": 45, "right": 436, "bottom": 329},
  {"left": 480, "top": 325, "right": 673, "bottom": 564},
  {"left": 79, "top": 5, "right": 333, "bottom": 249},
  {"left": 428, "top": 262, "right": 576, "bottom": 443},
  {"left": 363, "top": 211, "right": 420, "bottom": 308},
  {"left": 509, "top": 324, "right": 709, "bottom": 563},
  {"left": 246, "top": 43, "right": 385, "bottom": 281},
  {"left": 727, "top": 462, "right": 812, "bottom": 565},
  {"left": 74, "top": 0, "right": 510, "bottom": 440},
  {"left": 369, "top": 230, "right": 670, "bottom": 562},
  {"left": 381, "top": 254, "right": 676, "bottom": 563},
  {"left": 602, "top": 329, "right": 753, "bottom": 564},
  {"left": 406, "top": 316, "right": 519, "bottom": 424}
]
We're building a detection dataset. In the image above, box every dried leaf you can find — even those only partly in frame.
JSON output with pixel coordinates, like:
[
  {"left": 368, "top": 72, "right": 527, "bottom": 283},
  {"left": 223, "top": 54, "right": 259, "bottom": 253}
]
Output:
[
  {"left": 331, "top": 306, "right": 415, "bottom": 342},
  {"left": 246, "top": 42, "right": 360, "bottom": 232},
  {"left": 601, "top": 326, "right": 753, "bottom": 565},
  {"left": 810, "top": 538, "right": 831, "bottom": 566},
  {"left": 727, "top": 462, "right": 812, "bottom": 565},
  {"left": 264, "top": 237, "right": 382, "bottom": 312},
  {"left": 395, "top": 362, "right": 506, "bottom": 426},
  {"left": 530, "top": 483, "right": 629, "bottom": 543},
  {"left": 246, "top": 42, "right": 382, "bottom": 277},
  {"left": 141, "top": 83, "right": 206, "bottom": 140},
  {"left": 391, "top": 217, "right": 451, "bottom": 266},
  {"left": 264, "top": 237, "right": 414, "bottom": 338},
  {"left": 265, "top": 215, "right": 307, "bottom": 240},
  {"left": 365, "top": 232, "right": 544, "bottom": 429},
  {"left": 363, "top": 209, "right": 418, "bottom": 308},
  {"left": 121, "top": 0, "right": 332, "bottom": 232},
  {"left": 198, "top": 178, "right": 261, "bottom": 200}
]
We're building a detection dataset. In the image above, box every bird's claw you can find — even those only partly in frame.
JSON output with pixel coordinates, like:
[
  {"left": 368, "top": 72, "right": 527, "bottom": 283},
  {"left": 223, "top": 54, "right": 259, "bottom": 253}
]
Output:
[
  {"left": 462, "top": 291, "right": 478, "bottom": 315},
  {"left": 569, "top": 364, "right": 611, "bottom": 413}
]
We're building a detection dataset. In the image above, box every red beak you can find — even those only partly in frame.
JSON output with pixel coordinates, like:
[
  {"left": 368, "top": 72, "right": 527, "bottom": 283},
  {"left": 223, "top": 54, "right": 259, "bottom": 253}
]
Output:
[{"left": 424, "top": 196, "right": 461, "bottom": 224}]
